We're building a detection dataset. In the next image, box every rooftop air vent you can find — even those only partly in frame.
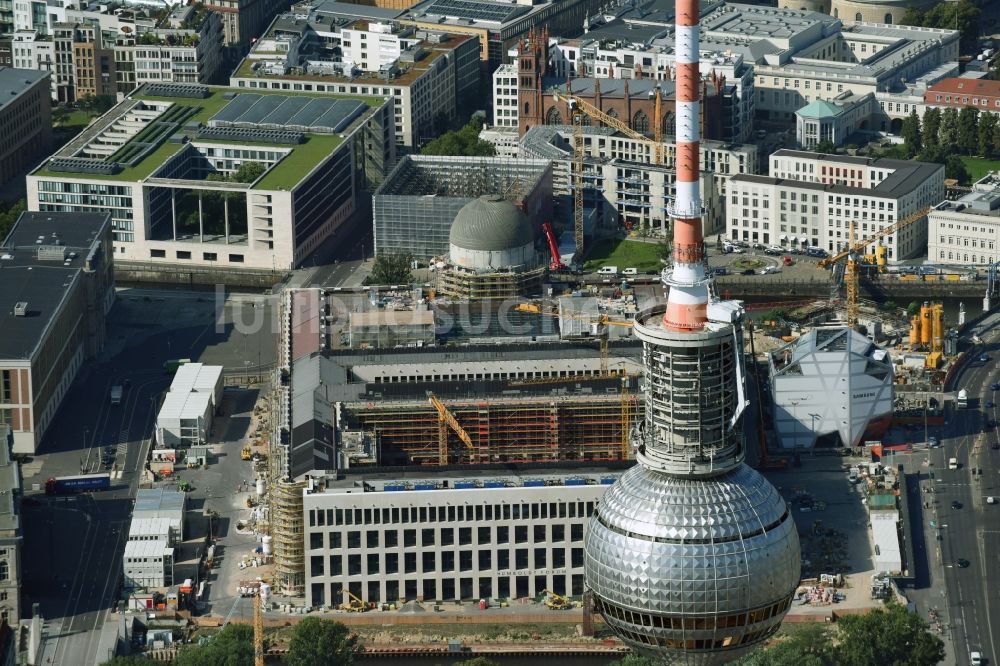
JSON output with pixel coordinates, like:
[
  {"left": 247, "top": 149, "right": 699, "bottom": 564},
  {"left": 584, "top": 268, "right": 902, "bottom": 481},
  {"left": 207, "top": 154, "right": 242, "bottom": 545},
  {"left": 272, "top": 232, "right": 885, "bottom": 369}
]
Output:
[{"left": 14, "top": 302, "right": 27, "bottom": 317}]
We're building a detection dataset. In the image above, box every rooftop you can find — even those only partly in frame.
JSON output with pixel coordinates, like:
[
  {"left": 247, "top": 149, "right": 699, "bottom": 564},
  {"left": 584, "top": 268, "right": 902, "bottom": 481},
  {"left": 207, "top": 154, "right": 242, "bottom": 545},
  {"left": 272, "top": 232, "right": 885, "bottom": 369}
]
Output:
[
  {"left": 927, "top": 77, "right": 1000, "bottom": 97},
  {"left": 0, "top": 212, "right": 110, "bottom": 362},
  {"left": 0, "top": 66, "right": 48, "bottom": 110},
  {"left": 135, "top": 488, "right": 186, "bottom": 515},
  {"left": 376, "top": 155, "right": 549, "bottom": 198},
  {"left": 32, "top": 85, "right": 385, "bottom": 189},
  {"left": 399, "top": 0, "right": 533, "bottom": 28},
  {"left": 796, "top": 99, "right": 845, "bottom": 119},
  {"left": 310, "top": 464, "right": 628, "bottom": 495}
]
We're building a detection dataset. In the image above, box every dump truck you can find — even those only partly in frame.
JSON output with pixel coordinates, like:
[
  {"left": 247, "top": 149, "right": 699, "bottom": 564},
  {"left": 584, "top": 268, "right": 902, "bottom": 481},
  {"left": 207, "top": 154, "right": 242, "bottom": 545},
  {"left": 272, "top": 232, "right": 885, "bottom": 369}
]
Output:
[{"left": 45, "top": 473, "right": 111, "bottom": 495}]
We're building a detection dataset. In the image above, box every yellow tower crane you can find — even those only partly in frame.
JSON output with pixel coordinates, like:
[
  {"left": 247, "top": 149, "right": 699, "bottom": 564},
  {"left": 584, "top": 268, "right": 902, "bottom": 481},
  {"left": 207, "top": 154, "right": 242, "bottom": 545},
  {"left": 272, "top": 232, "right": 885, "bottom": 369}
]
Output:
[
  {"left": 429, "top": 393, "right": 476, "bottom": 465},
  {"left": 620, "top": 364, "right": 633, "bottom": 460},
  {"left": 556, "top": 90, "right": 668, "bottom": 262},
  {"left": 816, "top": 207, "right": 931, "bottom": 329}
]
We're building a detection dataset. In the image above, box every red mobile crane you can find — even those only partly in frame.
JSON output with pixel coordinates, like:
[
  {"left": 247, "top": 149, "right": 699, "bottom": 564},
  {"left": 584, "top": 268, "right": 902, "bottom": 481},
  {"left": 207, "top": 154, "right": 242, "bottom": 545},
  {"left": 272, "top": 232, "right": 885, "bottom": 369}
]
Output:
[{"left": 541, "top": 223, "right": 565, "bottom": 271}]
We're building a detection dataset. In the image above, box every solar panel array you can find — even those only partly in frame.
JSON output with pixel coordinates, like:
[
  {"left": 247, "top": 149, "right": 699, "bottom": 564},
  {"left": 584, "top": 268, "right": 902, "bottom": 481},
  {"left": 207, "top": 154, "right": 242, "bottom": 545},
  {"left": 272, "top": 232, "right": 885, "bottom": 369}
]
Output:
[
  {"left": 424, "top": 0, "right": 528, "bottom": 23},
  {"left": 197, "top": 126, "right": 305, "bottom": 144},
  {"left": 209, "top": 94, "right": 368, "bottom": 134},
  {"left": 48, "top": 157, "right": 122, "bottom": 175},
  {"left": 142, "top": 83, "right": 210, "bottom": 99}
]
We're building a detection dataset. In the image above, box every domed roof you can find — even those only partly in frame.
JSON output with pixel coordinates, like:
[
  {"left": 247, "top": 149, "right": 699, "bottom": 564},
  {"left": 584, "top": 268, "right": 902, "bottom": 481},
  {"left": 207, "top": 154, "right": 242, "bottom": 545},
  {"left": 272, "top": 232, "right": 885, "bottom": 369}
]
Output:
[{"left": 449, "top": 195, "right": 534, "bottom": 252}]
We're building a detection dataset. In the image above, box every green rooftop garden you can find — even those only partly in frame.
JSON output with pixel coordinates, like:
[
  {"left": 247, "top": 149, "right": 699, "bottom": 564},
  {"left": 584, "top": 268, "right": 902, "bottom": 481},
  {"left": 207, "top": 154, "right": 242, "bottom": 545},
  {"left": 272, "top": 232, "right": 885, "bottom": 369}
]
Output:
[{"left": 34, "top": 86, "right": 377, "bottom": 188}]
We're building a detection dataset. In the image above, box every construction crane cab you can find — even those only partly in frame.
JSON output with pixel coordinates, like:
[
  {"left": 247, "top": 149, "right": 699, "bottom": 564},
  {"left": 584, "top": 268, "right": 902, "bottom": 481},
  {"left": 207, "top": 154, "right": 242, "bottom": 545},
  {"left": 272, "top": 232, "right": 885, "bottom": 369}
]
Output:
[
  {"left": 340, "top": 589, "right": 369, "bottom": 612},
  {"left": 542, "top": 589, "right": 571, "bottom": 610}
]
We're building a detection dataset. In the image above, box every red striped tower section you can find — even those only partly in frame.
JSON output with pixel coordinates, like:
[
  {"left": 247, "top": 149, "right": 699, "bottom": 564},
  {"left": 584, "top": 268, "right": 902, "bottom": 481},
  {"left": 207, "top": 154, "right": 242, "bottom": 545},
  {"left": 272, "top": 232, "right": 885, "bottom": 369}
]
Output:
[{"left": 662, "top": 0, "right": 709, "bottom": 333}]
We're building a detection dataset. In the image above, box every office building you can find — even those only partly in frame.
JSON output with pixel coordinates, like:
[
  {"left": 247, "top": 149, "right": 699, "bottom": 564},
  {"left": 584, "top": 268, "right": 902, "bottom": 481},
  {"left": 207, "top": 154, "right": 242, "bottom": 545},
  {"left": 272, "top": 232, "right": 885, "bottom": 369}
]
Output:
[
  {"left": 373, "top": 155, "right": 551, "bottom": 259},
  {"left": 202, "top": 0, "right": 289, "bottom": 53},
  {"left": 230, "top": 7, "right": 480, "bottom": 149},
  {"left": 578, "top": 2, "right": 958, "bottom": 124},
  {"left": 923, "top": 78, "right": 1000, "bottom": 114},
  {"left": 519, "top": 125, "right": 752, "bottom": 235},
  {"left": 0, "top": 427, "right": 21, "bottom": 625},
  {"left": 11, "top": 4, "right": 224, "bottom": 101},
  {"left": 515, "top": 28, "right": 729, "bottom": 141},
  {"left": 928, "top": 173, "right": 1000, "bottom": 266},
  {"left": 27, "top": 84, "right": 394, "bottom": 279},
  {"left": 302, "top": 468, "right": 621, "bottom": 607},
  {"left": 728, "top": 149, "right": 943, "bottom": 258},
  {"left": 0, "top": 212, "right": 114, "bottom": 454},
  {"left": 396, "top": 0, "right": 601, "bottom": 70},
  {"left": 0, "top": 67, "right": 51, "bottom": 186}
]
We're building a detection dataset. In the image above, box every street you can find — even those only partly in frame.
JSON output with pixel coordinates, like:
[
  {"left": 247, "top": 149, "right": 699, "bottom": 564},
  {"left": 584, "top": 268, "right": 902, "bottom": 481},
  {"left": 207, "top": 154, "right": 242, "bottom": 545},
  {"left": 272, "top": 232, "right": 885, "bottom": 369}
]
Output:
[
  {"left": 19, "top": 287, "right": 279, "bottom": 665},
  {"left": 927, "top": 314, "right": 1000, "bottom": 665}
]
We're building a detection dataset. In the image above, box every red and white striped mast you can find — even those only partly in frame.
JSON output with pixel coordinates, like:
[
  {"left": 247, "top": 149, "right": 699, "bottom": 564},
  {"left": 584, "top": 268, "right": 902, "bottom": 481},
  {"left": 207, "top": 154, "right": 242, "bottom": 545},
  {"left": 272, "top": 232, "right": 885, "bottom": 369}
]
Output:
[{"left": 662, "top": 0, "right": 709, "bottom": 332}]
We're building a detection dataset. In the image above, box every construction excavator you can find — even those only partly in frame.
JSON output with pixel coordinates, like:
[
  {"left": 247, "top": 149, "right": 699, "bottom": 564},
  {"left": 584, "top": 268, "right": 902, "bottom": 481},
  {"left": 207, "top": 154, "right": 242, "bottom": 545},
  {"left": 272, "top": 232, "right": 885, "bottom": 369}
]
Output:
[
  {"left": 340, "top": 589, "right": 369, "bottom": 612},
  {"left": 542, "top": 589, "right": 571, "bottom": 610}
]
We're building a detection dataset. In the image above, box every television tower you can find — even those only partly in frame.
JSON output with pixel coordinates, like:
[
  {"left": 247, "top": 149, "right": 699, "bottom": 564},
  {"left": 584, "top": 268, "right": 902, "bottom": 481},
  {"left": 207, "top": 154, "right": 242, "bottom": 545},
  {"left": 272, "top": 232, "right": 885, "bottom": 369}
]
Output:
[{"left": 582, "top": 0, "right": 802, "bottom": 661}]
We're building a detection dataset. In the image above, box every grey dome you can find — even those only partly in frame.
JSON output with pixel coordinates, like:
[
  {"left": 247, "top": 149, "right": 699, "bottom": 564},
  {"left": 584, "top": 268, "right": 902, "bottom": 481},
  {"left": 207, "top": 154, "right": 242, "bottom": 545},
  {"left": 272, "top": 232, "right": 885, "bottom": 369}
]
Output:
[
  {"left": 585, "top": 463, "right": 801, "bottom": 665},
  {"left": 449, "top": 195, "right": 534, "bottom": 252}
]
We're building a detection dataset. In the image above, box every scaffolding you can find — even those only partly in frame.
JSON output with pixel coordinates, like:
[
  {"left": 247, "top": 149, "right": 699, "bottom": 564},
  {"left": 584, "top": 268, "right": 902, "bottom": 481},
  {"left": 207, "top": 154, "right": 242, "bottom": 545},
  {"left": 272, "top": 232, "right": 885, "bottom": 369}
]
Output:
[
  {"left": 348, "top": 389, "right": 639, "bottom": 465},
  {"left": 272, "top": 478, "right": 307, "bottom": 597},
  {"left": 373, "top": 155, "right": 552, "bottom": 258},
  {"left": 437, "top": 264, "right": 547, "bottom": 300}
]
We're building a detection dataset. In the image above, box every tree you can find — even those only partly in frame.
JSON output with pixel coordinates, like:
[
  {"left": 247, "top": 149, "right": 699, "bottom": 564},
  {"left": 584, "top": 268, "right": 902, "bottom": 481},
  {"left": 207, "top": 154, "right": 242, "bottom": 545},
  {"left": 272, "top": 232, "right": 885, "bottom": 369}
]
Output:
[
  {"left": 364, "top": 251, "right": 414, "bottom": 285},
  {"left": 907, "top": 301, "right": 921, "bottom": 317},
  {"left": 457, "top": 659, "right": 502, "bottom": 666},
  {"left": 233, "top": 161, "right": 267, "bottom": 183},
  {"left": 939, "top": 107, "right": 959, "bottom": 150},
  {"left": 832, "top": 603, "right": 944, "bottom": 666},
  {"left": 0, "top": 199, "right": 26, "bottom": 243},
  {"left": 979, "top": 112, "right": 999, "bottom": 158},
  {"left": 900, "top": 110, "right": 921, "bottom": 157},
  {"left": 174, "top": 624, "right": 254, "bottom": 666},
  {"left": 734, "top": 624, "right": 833, "bottom": 666},
  {"left": 902, "top": 0, "right": 980, "bottom": 50},
  {"left": 286, "top": 617, "right": 360, "bottom": 666},
  {"left": 813, "top": 140, "right": 838, "bottom": 154},
  {"left": 945, "top": 154, "right": 970, "bottom": 184},
  {"left": 608, "top": 656, "right": 661, "bottom": 666},
  {"left": 421, "top": 116, "right": 496, "bottom": 156},
  {"left": 52, "top": 105, "right": 70, "bottom": 126},
  {"left": 921, "top": 108, "right": 941, "bottom": 149},
  {"left": 957, "top": 106, "right": 980, "bottom": 154}
]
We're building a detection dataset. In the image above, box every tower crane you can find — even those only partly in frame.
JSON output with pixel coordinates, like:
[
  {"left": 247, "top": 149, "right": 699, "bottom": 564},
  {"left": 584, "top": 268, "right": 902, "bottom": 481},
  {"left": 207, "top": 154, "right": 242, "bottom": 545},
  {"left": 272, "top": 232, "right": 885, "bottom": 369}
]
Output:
[
  {"left": 555, "top": 90, "right": 668, "bottom": 262},
  {"left": 816, "top": 206, "right": 931, "bottom": 329},
  {"left": 428, "top": 393, "right": 476, "bottom": 465},
  {"left": 253, "top": 593, "right": 264, "bottom": 666}
]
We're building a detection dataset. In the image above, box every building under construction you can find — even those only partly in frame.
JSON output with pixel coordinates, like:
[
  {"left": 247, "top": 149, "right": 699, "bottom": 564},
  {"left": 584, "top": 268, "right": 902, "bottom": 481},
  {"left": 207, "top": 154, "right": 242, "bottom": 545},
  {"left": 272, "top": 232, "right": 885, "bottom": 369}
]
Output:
[
  {"left": 296, "top": 342, "right": 643, "bottom": 467},
  {"left": 373, "top": 155, "right": 553, "bottom": 259}
]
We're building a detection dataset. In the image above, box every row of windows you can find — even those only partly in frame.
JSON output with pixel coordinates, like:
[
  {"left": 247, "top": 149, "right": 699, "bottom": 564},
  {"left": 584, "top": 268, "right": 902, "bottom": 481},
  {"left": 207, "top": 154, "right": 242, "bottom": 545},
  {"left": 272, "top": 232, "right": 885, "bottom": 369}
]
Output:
[
  {"left": 149, "top": 249, "right": 244, "bottom": 262},
  {"left": 320, "top": 547, "right": 585, "bottom": 577},
  {"left": 373, "top": 369, "right": 604, "bottom": 383},
  {"left": 308, "top": 500, "right": 596, "bottom": 528},
  {"left": 311, "top": 523, "right": 586, "bottom": 550},
  {"left": 596, "top": 595, "right": 792, "bottom": 635},
  {"left": 939, "top": 237, "right": 995, "bottom": 249},
  {"left": 934, "top": 94, "right": 1000, "bottom": 108}
]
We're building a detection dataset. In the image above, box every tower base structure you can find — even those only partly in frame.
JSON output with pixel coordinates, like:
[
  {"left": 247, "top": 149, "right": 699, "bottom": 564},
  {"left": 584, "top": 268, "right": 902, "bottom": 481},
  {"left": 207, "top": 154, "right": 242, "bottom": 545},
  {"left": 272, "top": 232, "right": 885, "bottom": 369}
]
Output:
[{"left": 584, "top": 305, "right": 801, "bottom": 665}]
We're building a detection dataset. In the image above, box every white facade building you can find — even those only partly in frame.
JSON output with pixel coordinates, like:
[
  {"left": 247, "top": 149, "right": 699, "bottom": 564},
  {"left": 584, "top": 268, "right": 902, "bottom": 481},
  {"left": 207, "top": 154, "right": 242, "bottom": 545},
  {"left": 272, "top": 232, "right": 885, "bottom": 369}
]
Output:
[
  {"left": 492, "top": 63, "right": 519, "bottom": 130},
  {"left": 155, "top": 363, "right": 222, "bottom": 447},
  {"left": 302, "top": 470, "right": 619, "bottom": 608},
  {"left": 728, "top": 149, "right": 943, "bottom": 258},
  {"left": 123, "top": 540, "right": 174, "bottom": 590},
  {"left": 928, "top": 173, "right": 1000, "bottom": 266}
]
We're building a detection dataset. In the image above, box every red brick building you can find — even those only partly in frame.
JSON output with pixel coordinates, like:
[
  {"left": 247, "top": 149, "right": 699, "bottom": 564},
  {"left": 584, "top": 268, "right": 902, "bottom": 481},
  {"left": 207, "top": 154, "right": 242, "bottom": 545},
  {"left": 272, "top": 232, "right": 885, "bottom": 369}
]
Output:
[
  {"left": 924, "top": 78, "right": 1000, "bottom": 112},
  {"left": 516, "top": 27, "right": 725, "bottom": 139}
]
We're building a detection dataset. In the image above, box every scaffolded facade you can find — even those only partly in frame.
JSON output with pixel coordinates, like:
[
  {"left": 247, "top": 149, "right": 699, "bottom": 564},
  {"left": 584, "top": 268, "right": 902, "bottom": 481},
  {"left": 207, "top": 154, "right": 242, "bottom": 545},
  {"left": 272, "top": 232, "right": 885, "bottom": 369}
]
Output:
[{"left": 373, "top": 155, "right": 553, "bottom": 258}]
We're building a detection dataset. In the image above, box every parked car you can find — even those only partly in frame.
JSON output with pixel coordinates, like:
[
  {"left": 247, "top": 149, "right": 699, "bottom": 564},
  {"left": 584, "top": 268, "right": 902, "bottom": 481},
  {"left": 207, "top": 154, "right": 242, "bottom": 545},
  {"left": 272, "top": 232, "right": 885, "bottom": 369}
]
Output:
[
  {"left": 928, "top": 436, "right": 939, "bottom": 448},
  {"left": 991, "top": 382, "right": 999, "bottom": 391},
  {"left": 764, "top": 245, "right": 783, "bottom": 255},
  {"left": 980, "top": 353, "right": 990, "bottom": 363},
  {"left": 956, "top": 559, "right": 970, "bottom": 568},
  {"left": 951, "top": 500, "right": 963, "bottom": 509},
  {"left": 741, "top": 268, "right": 755, "bottom": 276}
]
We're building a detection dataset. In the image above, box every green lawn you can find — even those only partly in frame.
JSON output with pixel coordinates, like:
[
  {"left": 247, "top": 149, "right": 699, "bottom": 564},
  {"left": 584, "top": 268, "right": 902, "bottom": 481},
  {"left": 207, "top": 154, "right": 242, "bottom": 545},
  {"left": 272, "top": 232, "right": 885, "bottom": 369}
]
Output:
[
  {"left": 256, "top": 134, "right": 342, "bottom": 190},
  {"left": 583, "top": 238, "right": 665, "bottom": 273},
  {"left": 55, "top": 109, "right": 96, "bottom": 130},
  {"left": 959, "top": 156, "right": 1000, "bottom": 183}
]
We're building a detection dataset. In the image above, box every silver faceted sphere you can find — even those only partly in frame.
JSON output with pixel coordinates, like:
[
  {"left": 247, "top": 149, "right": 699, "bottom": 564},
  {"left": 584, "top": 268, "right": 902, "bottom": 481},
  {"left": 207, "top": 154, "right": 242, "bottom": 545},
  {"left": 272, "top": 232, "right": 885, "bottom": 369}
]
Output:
[{"left": 584, "top": 462, "right": 801, "bottom": 665}]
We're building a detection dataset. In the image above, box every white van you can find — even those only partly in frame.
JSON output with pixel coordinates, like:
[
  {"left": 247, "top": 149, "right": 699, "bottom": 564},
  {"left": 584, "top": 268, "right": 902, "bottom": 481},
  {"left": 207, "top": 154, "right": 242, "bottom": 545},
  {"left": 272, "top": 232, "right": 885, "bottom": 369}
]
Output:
[
  {"left": 949, "top": 457, "right": 959, "bottom": 470},
  {"left": 597, "top": 266, "right": 618, "bottom": 275},
  {"left": 622, "top": 267, "right": 638, "bottom": 275}
]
